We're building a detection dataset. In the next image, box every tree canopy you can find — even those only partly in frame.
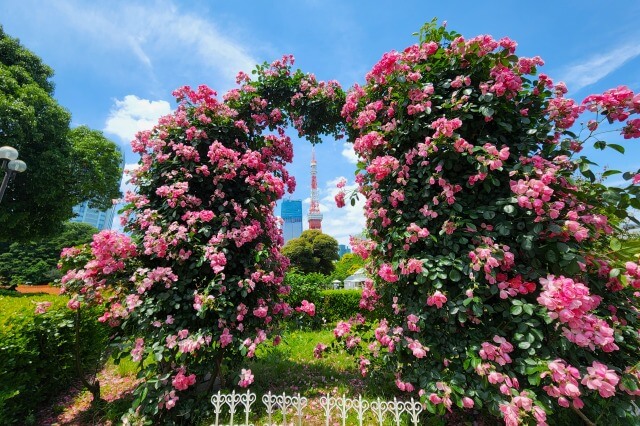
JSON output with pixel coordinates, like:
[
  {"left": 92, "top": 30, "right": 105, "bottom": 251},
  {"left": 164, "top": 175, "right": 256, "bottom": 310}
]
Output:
[
  {"left": 68, "top": 126, "right": 123, "bottom": 210},
  {"left": 0, "top": 221, "right": 98, "bottom": 286},
  {"left": 0, "top": 26, "right": 123, "bottom": 242},
  {"left": 282, "top": 230, "right": 340, "bottom": 275}
]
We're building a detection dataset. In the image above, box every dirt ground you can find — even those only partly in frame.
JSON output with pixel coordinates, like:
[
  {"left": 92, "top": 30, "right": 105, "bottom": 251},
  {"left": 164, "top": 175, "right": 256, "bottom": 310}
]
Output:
[{"left": 16, "top": 284, "right": 61, "bottom": 295}]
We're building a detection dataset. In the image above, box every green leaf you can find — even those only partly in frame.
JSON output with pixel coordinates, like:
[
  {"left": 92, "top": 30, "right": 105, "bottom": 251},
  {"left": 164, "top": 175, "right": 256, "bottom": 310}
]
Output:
[
  {"left": 449, "top": 269, "right": 462, "bottom": 282},
  {"left": 480, "top": 106, "right": 494, "bottom": 117},
  {"left": 523, "top": 304, "right": 534, "bottom": 315},
  {"left": 610, "top": 238, "right": 622, "bottom": 251},
  {"left": 503, "top": 205, "right": 515, "bottom": 214},
  {"left": 545, "top": 250, "right": 557, "bottom": 262},
  {"left": 608, "top": 143, "right": 625, "bottom": 154},
  {"left": 521, "top": 237, "right": 533, "bottom": 251},
  {"left": 602, "top": 169, "right": 621, "bottom": 177},
  {"left": 518, "top": 341, "right": 531, "bottom": 350},
  {"left": 482, "top": 211, "right": 495, "bottom": 220},
  {"left": 510, "top": 305, "right": 523, "bottom": 316}
]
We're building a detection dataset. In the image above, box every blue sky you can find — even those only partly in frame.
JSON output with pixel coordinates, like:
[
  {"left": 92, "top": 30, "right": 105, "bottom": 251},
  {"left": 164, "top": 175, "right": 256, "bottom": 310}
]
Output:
[{"left": 1, "top": 0, "right": 639, "bottom": 244}]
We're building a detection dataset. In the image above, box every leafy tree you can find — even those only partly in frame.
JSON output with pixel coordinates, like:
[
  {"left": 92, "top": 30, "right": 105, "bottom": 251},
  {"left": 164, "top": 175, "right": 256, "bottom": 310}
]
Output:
[
  {"left": 68, "top": 126, "right": 123, "bottom": 210},
  {"left": 331, "top": 252, "right": 364, "bottom": 282},
  {"left": 0, "top": 221, "right": 98, "bottom": 285},
  {"left": 0, "top": 26, "right": 122, "bottom": 242},
  {"left": 282, "top": 230, "right": 339, "bottom": 275},
  {"left": 280, "top": 238, "right": 316, "bottom": 272}
]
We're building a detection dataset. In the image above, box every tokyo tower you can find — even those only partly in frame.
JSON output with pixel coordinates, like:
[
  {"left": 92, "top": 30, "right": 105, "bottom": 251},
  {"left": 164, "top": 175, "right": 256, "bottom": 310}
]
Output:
[{"left": 308, "top": 148, "right": 323, "bottom": 231}]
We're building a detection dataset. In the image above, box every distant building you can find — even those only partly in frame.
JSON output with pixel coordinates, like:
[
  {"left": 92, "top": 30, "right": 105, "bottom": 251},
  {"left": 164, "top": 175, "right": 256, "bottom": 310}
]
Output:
[
  {"left": 338, "top": 244, "right": 351, "bottom": 257},
  {"left": 281, "top": 199, "right": 303, "bottom": 243},
  {"left": 70, "top": 202, "right": 118, "bottom": 231},
  {"left": 344, "top": 268, "right": 367, "bottom": 289}
]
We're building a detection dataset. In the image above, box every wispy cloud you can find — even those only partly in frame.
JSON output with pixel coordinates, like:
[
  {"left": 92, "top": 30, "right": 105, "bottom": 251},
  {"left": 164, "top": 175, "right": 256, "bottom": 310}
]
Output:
[
  {"left": 558, "top": 41, "right": 640, "bottom": 92},
  {"left": 53, "top": 0, "right": 258, "bottom": 87},
  {"left": 104, "top": 95, "right": 171, "bottom": 143}
]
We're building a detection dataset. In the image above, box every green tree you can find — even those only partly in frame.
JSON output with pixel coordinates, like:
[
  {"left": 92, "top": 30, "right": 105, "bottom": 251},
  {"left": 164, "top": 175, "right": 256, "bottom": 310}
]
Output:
[
  {"left": 69, "top": 126, "right": 123, "bottom": 210},
  {"left": 0, "top": 221, "right": 98, "bottom": 285},
  {"left": 331, "top": 252, "right": 364, "bottom": 282},
  {"left": 282, "top": 230, "right": 339, "bottom": 274},
  {"left": 0, "top": 26, "right": 122, "bottom": 242}
]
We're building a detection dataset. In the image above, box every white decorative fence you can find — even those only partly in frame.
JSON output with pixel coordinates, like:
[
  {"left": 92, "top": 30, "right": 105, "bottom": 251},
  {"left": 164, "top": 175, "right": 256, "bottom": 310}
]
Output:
[{"left": 210, "top": 390, "right": 424, "bottom": 426}]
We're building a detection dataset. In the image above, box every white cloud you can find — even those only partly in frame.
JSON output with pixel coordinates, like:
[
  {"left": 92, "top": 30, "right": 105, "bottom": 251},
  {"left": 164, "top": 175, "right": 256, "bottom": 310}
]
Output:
[
  {"left": 317, "top": 176, "right": 366, "bottom": 245},
  {"left": 341, "top": 142, "right": 359, "bottom": 164},
  {"left": 120, "top": 163, "right": 140, "bottom": 195},
  {"left": 104, "top": 95, "right": 172, "bottom": 143},
  {"left": 559, "top": 41, "right": 640, "bottom": 92}
]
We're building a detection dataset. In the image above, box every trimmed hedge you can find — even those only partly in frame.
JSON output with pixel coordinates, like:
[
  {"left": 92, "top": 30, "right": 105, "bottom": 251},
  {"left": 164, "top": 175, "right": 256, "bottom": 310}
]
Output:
[
  {"left": 0, "top": 291, "right": 108, "bottom": 424},
  {"left": 317, "top": 289, "right": 362, "bottom": 323},
  {"left": 284, "top": 272, "right": 363, "bottom": 328}
]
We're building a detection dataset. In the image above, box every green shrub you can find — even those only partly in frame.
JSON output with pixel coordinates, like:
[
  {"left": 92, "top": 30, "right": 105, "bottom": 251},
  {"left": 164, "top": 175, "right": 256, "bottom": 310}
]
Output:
[
  {"left": 284, "top": 273, "right": 329, "bottom": 330},
  {"left": 0, "top": 292, "right": 109, "bottom": 424},
  {"left": 284, "top": 272, "right": 330, "bottom": 307},
  {"left": 317, "top": 289, "right": 362, "bottom": 323}
]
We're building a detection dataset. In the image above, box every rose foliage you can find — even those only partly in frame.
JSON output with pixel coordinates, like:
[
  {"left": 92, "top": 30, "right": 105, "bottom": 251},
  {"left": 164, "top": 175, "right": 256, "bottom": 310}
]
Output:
[
  {"left": 331, "top": 21, "right": 640, "bottom": 425},
  {"left": 58, "top": 56, "right": 345, "bottom": 423}
]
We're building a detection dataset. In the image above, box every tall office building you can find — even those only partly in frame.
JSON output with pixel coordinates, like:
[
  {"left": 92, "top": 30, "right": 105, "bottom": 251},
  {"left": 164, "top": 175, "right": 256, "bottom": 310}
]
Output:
[
  {"left": 70, "top": 202, "right": 118, "bottom": 231},
  {"left": 281, "top": 199, "right": 303, "bottom": 243},
  {"left": 308, "top": 148, "right": 323, "bottom": 231}
]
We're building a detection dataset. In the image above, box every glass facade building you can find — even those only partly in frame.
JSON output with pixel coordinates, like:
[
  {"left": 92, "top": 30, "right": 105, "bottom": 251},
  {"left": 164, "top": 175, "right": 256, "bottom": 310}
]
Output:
[
  {"left": 281, "top": 199, "right": 303, "bottom": 243},
  {"left": 70, "top": 202, "right": 118, "bottom": 231}
]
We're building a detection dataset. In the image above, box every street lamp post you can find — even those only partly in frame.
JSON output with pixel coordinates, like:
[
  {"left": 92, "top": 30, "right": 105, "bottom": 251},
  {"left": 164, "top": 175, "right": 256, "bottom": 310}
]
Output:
[{"left": 0, "top": 146, "right": 27, "bottom": 204}]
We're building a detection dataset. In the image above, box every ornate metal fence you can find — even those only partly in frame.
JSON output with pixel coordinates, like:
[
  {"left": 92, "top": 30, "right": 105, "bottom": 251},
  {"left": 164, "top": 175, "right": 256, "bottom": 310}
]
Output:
[{"left": 210, "top": 390, "right": 425, "bottom": 426}]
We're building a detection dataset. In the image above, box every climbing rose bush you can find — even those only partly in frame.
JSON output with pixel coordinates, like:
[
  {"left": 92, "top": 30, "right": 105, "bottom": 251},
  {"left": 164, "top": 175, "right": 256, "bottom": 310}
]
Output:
[
  {"left": 59, "top": 55, "right": 344, "bottom": 423},
  {"left": 334, "top": 21, "right": 640, "bottom": 425}
]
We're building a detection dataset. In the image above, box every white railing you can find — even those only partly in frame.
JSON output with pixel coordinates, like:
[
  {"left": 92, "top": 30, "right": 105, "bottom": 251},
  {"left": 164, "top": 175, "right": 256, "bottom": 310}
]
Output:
[{"left": 210, "top": 390, "right": 424, "bottom": 426}]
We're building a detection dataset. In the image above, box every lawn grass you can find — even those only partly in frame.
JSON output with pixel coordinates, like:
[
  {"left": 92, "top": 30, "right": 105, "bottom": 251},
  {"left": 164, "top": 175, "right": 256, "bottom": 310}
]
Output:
[
  {"left": 203, "top": 328, "right": 426, "bottom": 425},
  {"left": 0, "top": 289, "right": 66, "bottom": 330}
]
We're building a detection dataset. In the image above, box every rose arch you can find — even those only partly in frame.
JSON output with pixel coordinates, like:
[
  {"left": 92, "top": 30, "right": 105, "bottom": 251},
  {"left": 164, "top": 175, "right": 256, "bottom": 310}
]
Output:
[{"left": 59, "top": 21, "right": 640, "bottom": 425}]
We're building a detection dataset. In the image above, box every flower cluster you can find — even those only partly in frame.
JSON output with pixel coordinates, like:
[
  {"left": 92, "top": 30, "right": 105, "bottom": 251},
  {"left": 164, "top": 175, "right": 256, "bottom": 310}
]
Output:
[
  {"left": 541, "top": 359, "right": 584, "bottom": 409},
  {"left": 479, "top": 336, "right": 514, "bottom": 366},
  {"left": 537, "top": 275, "right": 617, "bottom": 352}
]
